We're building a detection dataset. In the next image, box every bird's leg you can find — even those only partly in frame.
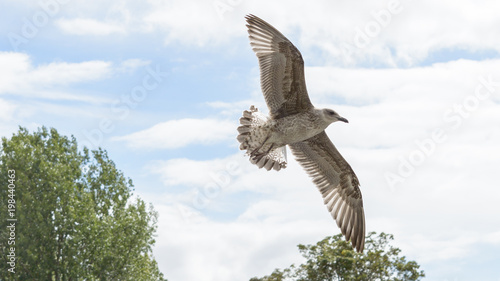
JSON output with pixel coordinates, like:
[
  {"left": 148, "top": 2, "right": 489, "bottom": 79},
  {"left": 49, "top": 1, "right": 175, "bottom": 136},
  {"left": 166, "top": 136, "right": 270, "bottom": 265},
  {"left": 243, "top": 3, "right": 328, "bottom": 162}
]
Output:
[
  {"left": 254, "top": 144, "right": 274, "bottom": 157},
  {"left": 250, "top": 136, "right": 268, "bottom": 157},
  {"left": 264, "top": 143, "right": 274, "bottom": 154},
  {"left": 251, "top": 142, "right": 276, "bottom": 164},
  {"left": 250, "top": 136, "right": 272, "bottom": 159}
]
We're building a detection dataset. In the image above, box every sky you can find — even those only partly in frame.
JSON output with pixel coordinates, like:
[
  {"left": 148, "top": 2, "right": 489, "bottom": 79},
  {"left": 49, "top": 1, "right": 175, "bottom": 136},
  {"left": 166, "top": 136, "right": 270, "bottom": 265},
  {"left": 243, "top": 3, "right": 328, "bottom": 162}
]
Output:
[{"left": 1, "top": 0, "right": 500, "bottom": 280}]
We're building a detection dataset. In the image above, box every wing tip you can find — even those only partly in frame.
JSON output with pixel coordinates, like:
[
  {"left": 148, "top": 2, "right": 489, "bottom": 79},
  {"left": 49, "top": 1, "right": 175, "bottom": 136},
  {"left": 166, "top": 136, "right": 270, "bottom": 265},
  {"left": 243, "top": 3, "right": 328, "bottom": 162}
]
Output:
[
  {"left": 327, "top": 198, "right": 365, "bottom": 253},
  {"left": 245, "top": 14, "right": 288, "bottom": 43},
  {"left": 245, "top": 14, "right": 260, "bottom": 23},
  {"left": 352, "top": 209, "right": 366, "bottom": 253}
]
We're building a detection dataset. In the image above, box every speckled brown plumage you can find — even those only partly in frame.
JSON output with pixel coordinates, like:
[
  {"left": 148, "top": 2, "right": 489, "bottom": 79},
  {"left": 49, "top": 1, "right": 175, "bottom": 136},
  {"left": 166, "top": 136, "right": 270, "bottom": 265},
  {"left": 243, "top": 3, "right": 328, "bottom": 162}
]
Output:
[{"left": 238, "top": 14, "right": 366, "bottom": 252}]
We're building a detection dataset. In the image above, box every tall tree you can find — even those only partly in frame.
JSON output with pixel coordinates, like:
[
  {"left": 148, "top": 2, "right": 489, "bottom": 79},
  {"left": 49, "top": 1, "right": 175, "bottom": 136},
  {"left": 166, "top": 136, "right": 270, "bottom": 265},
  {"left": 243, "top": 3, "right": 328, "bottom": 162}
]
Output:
[
  {"left": 0, "top": 127, "right": 166, "bottom": 281},
  {"left": 250, "top": 232, "right": 424, "bottom": 281}
]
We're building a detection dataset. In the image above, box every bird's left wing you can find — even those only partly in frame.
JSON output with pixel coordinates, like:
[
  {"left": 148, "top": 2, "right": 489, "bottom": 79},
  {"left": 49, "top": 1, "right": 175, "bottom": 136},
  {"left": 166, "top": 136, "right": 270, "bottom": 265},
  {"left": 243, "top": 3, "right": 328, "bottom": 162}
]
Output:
[
  {"left": 245, "top": 14, "right": 313, "bottom": 119},
  {"left": 289, "top": 131, "right": 365, "bottom": 252}
]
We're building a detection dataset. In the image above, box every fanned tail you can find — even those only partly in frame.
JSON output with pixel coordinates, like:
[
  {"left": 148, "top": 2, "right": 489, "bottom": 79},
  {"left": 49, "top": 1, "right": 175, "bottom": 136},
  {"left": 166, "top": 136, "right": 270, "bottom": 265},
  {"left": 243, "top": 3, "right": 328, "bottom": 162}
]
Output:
[{"left": 237, "top": 106, "right": 287, "bottom": 171}]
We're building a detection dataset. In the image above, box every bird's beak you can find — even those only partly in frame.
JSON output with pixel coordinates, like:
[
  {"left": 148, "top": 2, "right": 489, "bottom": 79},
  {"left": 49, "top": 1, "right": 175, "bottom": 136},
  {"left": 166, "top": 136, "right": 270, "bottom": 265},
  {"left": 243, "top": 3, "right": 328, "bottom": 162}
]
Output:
[{"left": 337, "top": 116, "right": 349, "bottom": 123}]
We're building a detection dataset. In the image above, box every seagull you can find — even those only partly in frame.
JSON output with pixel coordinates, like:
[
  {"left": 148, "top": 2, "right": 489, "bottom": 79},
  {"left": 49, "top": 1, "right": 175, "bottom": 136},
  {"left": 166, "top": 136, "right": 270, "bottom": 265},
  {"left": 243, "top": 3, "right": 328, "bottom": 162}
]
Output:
[{"left": 237, "top": 14, "right": 365, "bottom": 252}]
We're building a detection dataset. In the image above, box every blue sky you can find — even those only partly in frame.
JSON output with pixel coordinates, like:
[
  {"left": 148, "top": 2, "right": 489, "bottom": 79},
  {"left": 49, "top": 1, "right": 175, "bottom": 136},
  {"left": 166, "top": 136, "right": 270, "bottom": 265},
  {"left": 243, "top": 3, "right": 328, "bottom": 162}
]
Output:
[{"left": 2, "top": 0, "right": 500, "bottom": 280}]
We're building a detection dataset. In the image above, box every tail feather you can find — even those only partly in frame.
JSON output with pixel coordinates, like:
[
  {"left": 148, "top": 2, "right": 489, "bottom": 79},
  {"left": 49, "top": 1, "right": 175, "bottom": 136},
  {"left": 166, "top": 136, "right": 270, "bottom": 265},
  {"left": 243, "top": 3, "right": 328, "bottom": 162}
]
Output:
[
  {"left": 237, "top": 105, "right": 287, "bottom": 171},
  {"left": 237, "top": 125, "right": 251, "bottom": 134},
  {"left": 239, "top": 117, "right": 252, "bottom": 126},
  {"left": 250, "top": 146, "right": 287, "bottom": 171}
]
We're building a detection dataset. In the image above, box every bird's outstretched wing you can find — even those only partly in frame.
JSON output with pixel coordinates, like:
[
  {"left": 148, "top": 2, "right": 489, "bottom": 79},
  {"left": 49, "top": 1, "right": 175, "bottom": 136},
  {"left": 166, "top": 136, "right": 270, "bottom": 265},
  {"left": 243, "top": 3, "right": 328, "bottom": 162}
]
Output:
[
  {"left": 245, "top": 14, "right": 313, "bottom": 119},
  {"left": 289, "top": 131, "right": 365, "bottom": 252}
]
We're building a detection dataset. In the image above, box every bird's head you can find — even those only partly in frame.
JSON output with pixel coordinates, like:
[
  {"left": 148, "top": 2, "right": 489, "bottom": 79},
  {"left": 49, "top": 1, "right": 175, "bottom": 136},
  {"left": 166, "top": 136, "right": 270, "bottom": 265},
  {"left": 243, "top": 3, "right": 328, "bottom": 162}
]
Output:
[{"left": 321, "top": 108, "right": 349, "bottom": 124}]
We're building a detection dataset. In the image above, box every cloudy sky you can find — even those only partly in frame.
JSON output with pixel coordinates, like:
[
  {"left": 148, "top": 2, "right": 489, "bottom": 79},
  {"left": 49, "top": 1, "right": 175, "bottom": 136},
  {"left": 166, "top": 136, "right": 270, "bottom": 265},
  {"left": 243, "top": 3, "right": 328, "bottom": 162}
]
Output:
[{"left": 2, "top": 0, "right": 500, "bottom": 280}]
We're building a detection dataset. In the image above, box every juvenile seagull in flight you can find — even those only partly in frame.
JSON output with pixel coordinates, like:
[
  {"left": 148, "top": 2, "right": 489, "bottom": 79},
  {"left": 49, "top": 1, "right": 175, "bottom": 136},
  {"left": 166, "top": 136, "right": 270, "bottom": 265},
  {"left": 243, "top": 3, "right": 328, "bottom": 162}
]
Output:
[{"left": 237, "top": 14, "right": 365, "bottom": 252}]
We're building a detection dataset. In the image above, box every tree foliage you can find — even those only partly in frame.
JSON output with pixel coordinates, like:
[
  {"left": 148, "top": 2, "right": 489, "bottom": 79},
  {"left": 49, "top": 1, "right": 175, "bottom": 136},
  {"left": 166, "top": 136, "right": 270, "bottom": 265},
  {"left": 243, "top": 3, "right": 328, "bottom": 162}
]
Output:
[
  {"left": 0, "top": 127, "right": 166, "bottom": 280},
  {"left": 250, "top": 232, "right": 424, "bottom": 281}
]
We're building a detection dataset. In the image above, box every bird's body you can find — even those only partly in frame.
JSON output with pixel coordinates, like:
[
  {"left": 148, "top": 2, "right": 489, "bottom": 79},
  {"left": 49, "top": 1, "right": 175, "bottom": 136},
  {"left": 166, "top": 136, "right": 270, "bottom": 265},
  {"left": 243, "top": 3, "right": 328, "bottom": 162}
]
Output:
[
  {"left": 245, "top": 109, "right": 329, "bottom": 148},
  {"left": 238, "top": 14, "right": 366, "bottom": 252},
  {"left": 272, "top": 109, "right": 331, "bottom": 143}
]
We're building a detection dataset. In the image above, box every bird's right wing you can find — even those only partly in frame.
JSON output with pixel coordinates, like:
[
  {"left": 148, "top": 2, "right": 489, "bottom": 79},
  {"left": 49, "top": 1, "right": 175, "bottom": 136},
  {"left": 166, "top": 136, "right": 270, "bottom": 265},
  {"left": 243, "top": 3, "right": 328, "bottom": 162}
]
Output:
[
  {"left": 245, "top": 14, "right": 313, "bottom": 119},
  {"left": 289, "top": 131, "right": 365, "bottom": 252}
]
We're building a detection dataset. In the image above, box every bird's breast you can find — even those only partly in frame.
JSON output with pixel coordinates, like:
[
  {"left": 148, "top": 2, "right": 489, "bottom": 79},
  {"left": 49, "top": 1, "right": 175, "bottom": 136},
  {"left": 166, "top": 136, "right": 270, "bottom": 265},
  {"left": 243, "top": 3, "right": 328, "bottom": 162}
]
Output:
[{"left": 270, "top": 112, "right": 326, "bottom": 145}]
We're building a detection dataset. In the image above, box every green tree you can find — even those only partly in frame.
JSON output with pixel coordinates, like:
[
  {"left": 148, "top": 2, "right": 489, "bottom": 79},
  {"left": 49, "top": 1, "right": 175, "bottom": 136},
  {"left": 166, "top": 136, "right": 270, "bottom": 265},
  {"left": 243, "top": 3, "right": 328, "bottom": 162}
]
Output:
[
  {"left": 250, "top": 232, "right": 424, "bottom": 281},
  {"left": 0, "top": 127, "right": 166, "bottom": 281}
]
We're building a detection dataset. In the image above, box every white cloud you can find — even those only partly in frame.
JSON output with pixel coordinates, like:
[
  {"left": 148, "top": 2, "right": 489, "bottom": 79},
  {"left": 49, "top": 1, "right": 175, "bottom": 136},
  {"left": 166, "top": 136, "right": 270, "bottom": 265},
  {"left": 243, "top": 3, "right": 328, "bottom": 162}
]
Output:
[
  {"left": 36, "top": 0, "right": 500, "bottom": 65},
  {"left": 0, "top": 52, "right": 153, "bottom": 104},
  {"left": 306, "top": 59, "right": 500, "bottom": 104},
  {"left": 0, "top": 98, "right": 19, "bottom": 137},
  {"left": 31, "top": 61, "right": 112, "bottom": 85},
  {"left": 113, "top": 118, "right": 236, "bottom": 149},
  {"left": 150, "top": 156, "right": 240, "bottom": 188},
  {"left": 292, "top": 0, "right": 500, "bottom": 66},
  {"left": 0, "top": 98, "right": 16, "bottom": 122},
  {"left": 56, "top": 18, "right": 126, "bottom": 36},
  {"left": 150, "top": 204, "right": 328, "bottom": 281},
  {"left": 0, "top": 52, "right": 113, "bottom": 102},
  {"left": 139, "top": 0, "right": 500, "bottom": 65},
  {"left": 297, "top": 59, "right": 500, "bottom": 154},
  {"left": 143, "top": 0, "right": 244, "bottom": 47},
  {"left": 484, "top": 231, "right": 500, "bottom": 245}
]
